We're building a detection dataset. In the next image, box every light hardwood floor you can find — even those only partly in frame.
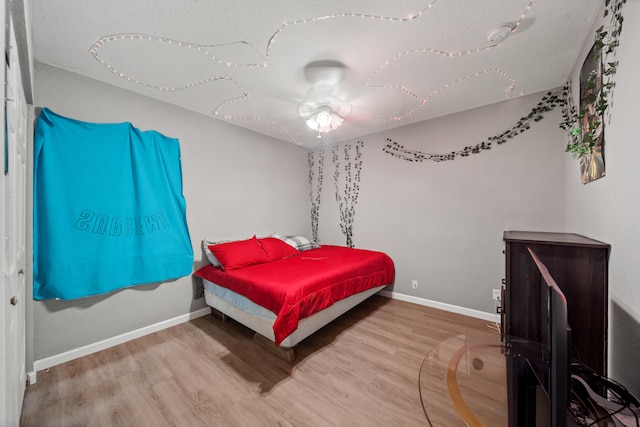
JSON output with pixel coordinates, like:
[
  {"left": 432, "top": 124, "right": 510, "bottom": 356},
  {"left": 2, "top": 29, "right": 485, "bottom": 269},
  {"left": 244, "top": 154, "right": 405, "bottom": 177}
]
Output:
[{"left": 20, "top": 296, "right": 504, "bottom": 427}]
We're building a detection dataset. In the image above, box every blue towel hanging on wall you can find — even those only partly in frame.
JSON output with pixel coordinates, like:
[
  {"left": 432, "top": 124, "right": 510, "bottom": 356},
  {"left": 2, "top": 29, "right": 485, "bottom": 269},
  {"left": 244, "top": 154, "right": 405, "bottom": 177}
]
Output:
[{"left": 33, "top": 108, "right": 194, "bottom": 300}]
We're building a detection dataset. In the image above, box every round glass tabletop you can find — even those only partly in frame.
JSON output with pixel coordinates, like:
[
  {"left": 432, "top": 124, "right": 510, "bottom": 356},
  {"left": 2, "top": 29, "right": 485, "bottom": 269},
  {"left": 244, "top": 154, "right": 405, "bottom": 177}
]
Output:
[{"left": 419, "top": 333, "right": 508, "bottom": 426}]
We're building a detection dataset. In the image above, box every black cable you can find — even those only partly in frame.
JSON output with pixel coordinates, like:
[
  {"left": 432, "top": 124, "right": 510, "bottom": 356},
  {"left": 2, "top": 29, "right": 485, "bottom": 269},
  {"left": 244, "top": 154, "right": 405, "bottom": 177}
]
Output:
[
  {"left": 585, "top": 403, "right": 638, "bottom": 427},
  {"left": 569, "top": 361, "right": 640, "bottom": 426}
]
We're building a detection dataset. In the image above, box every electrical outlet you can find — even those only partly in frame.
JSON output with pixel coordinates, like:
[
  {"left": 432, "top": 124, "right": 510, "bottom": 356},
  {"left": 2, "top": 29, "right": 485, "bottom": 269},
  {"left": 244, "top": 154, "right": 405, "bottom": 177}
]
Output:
[
  {"left": 492, "top": 288, "right": 501, "bottom": 301},
  {"left": 412, "top": 280, "right": 418, "bottom": 290}
]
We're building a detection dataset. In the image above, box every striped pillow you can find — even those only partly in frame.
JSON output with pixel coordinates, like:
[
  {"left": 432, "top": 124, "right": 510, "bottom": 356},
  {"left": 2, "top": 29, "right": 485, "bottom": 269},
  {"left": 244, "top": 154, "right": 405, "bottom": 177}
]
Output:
[{"left": 271, "top": 234, "right": 320, "bottom": 251}]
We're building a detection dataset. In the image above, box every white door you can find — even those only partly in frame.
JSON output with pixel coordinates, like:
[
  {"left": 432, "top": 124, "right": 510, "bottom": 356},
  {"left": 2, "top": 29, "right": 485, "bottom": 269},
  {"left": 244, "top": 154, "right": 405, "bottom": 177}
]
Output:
[{"left": 1, "top": 9, "right": 28, "bottom": 426}]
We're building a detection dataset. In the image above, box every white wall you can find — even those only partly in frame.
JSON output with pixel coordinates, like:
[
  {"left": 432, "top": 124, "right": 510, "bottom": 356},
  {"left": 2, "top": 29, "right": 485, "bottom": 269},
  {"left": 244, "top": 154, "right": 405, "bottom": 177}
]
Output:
[
  {"left": 564, "top": 1, "right": 640, "bottom": 396},
  {"left": 29, "top": 62, "right": 310, "bottom": 362},
  {"left": 316, "top": 91, "right": 568, "bottom": 314}
]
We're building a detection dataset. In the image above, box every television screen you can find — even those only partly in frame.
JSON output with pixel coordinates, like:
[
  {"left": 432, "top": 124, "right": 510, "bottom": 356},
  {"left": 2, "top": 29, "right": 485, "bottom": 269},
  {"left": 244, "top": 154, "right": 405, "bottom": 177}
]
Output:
[
  {"left": 507, "top": 248, "right": 571, "bottom": 427},
  {"left": 526, "top": 248, "right": 570, "bottom": 427}
]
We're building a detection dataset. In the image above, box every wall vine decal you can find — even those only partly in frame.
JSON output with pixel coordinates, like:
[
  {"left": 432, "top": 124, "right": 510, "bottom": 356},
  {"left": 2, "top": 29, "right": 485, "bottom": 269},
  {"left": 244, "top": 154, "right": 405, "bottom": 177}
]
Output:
[
  {"left": 383, "top": 90, "right": 563, "bottom": 162},
  {"left": 308, "top": 148, "right": 324, "bottom": 243},
  {"left": 559, "top": 82, "right": 582, "bottom": 157},
  {"left": 333, "top": 141, "right": 363, "bottom": 248},
  {"left": 561, "top": 0, "right": 626, "bottom": 158}
]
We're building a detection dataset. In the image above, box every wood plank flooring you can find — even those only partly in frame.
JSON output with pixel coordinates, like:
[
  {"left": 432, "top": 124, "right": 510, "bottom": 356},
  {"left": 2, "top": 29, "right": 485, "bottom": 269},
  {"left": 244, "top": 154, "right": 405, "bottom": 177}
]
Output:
[{"left": 20, "top": 296, "right": 504, "bottom": 426}]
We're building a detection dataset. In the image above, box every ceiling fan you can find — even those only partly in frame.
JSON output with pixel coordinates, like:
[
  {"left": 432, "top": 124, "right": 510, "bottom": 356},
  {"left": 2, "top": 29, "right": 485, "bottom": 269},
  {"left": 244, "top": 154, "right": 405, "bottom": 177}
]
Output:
[{"left": 297, "top": 60, "right": 352, "bottom": 137}]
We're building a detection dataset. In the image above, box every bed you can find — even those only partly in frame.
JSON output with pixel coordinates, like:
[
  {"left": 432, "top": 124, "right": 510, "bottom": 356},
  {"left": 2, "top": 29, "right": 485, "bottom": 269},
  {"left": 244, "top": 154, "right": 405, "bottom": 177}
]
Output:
[{"left": 193, "top": 235, "right": 395, "bottom": 360}]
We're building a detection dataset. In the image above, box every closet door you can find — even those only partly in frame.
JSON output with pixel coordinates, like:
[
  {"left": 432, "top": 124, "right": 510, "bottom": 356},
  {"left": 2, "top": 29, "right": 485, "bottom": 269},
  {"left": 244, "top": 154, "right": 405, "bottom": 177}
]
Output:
[{"left": 1, "top": 9, "right": 28, "bottom": 426}]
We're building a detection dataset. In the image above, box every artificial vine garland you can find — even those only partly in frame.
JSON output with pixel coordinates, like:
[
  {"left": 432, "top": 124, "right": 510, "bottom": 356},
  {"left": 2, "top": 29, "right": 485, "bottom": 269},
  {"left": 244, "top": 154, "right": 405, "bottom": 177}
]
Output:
[
  {"left": 333, "top": 141, "right": 363, "bottom": 248},
  {"left": 308, "top": 148, "right": 324, "bottom": 243},
  {"left": 383, "top": 90, "right": 563, "bottom": 162},
  {"left": 561, "top": 0, "right": 626, "bottom": 158}
]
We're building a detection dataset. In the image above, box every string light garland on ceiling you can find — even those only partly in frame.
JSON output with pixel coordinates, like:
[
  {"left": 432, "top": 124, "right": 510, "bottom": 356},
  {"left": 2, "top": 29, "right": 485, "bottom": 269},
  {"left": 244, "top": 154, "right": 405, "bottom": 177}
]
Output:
[
  {"left": 365, "top": 0, "right": 533, "bottom": 123},
  {"left": 89, "top": 34, "right": 268, "bottom": 71},
  {"left": 89, "top": 0, "right": 537, "bottom": 146},
  {"left": 261, "top": 0, "right": 440, "bottom": 64},
  {"left": 366, "top": 68, "right": 520, "bottom": 124}
]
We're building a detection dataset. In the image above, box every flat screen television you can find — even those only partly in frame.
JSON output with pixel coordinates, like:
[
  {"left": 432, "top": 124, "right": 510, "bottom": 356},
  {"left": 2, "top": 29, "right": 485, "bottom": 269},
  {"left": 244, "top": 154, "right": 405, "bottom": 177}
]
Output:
[{"left": 507, "top": 248, "right": 571, "bottom": 427}]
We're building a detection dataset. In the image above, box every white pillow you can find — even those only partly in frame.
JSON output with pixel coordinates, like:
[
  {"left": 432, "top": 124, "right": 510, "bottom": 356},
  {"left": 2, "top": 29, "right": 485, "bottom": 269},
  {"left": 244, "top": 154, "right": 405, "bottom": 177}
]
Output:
[{"left": 202, "top": 238, "right": 228, "bottom": 267}]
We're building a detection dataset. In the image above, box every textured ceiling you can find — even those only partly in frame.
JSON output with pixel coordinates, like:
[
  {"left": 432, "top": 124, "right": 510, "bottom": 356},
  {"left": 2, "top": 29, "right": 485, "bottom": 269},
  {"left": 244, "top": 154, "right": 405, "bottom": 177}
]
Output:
[{"left": 30, "top": 0, "right": 602, "bottom": 148}]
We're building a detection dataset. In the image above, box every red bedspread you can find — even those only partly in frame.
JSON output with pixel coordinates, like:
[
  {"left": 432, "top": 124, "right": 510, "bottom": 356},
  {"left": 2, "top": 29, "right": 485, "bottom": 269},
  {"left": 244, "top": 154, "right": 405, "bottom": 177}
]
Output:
[{"left": 193, "top": 245, "right": 395, "bottom": 345}]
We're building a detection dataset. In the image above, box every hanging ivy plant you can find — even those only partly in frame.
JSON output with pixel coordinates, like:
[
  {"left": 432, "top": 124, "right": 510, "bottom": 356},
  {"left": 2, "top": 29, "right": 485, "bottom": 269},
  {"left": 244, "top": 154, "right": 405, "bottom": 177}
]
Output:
[
  {"left": 559, "top": 83, "right": 590, "bottom": 158},
  {"left": 383, "top": 90, "right": 563, "bottom": 162},
  {"left": 333, "top": 141, "right": 363, "bottom": 248},
  {"left": 308, "top": 148, "right": 324, "bottom": 244},
  {"left": 561, "top": 0, "right": 626, "bottom": 158}
]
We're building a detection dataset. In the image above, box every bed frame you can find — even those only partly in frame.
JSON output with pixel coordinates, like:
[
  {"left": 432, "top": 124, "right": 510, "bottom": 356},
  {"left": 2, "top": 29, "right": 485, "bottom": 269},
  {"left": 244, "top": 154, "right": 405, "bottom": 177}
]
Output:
[{"left": 203, "top": 279, "right": 386, "bottom": 361}]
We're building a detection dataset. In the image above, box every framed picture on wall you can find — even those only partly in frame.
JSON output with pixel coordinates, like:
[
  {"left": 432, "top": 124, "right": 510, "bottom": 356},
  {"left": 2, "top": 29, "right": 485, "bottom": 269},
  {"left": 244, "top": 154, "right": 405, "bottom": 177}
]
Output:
[{"left": 579, "top": 42, "right": 605, "bottom": 184}]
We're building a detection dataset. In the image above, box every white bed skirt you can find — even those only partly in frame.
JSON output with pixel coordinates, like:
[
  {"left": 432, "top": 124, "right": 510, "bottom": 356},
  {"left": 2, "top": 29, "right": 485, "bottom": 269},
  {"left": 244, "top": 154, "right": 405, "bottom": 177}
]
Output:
[{"left": 202, "top": 279, "right": 386, "bottom": 348}]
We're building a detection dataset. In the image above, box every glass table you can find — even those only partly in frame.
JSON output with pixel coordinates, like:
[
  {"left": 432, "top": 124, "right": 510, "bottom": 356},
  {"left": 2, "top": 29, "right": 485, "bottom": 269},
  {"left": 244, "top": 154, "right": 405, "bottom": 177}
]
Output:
[
  {"left": 419, "top": 333, "right": 508, "bottom": 427},
  {"left": 419, "top": 334, "right": 637, "bottom": 426}
]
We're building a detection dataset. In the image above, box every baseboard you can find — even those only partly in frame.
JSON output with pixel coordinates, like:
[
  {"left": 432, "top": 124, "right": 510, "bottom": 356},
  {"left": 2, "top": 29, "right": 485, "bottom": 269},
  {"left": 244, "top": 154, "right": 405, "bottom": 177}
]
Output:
[
  {"left": 28, "top": 307, "right": 211, "bottom": 384},
  {"left": 28, "top": 294, "right": 496, "bottom": 383},
  {"left": 27, "top": 371, "right": 37, "bottom": 385},
  {"left": 378, "top": 290, "right": 498, "bottom": 323}
]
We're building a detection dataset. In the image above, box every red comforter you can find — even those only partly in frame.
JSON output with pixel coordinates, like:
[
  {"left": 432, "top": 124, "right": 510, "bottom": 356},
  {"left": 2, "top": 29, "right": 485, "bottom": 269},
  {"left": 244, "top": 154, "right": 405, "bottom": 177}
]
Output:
[{"left": 194, "top": 245, "right": 395, "bottom": 345}]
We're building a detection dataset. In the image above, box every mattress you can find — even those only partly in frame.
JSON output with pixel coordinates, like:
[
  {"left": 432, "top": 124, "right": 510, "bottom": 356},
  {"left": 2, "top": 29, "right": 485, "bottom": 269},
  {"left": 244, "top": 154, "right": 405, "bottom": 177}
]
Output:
[{"left": 203, "top": 278, "right": 386, "bottom": 348}]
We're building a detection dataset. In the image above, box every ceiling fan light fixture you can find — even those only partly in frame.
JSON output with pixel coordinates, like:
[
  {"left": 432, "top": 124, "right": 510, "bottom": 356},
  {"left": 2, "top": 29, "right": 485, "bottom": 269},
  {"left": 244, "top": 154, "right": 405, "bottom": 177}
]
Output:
[
  {"left": 305, "top": 106, "right": 344, "bottom": 133},
  {"left": 316, "top": 107, "right": 332, "bottom": 126},
  {"left": 297, "top": 72, "right": 351, "bottom": 135},
  {"left": 485, "top": 22, "right": 516, "bottom": 44}
]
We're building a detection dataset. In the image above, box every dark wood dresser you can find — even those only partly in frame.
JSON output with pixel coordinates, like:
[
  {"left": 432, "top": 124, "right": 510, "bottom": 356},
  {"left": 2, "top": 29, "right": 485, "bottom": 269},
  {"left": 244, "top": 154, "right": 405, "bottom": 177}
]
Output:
[{"left": 503, "top": 231, "right": 610, "bottom": 376}]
